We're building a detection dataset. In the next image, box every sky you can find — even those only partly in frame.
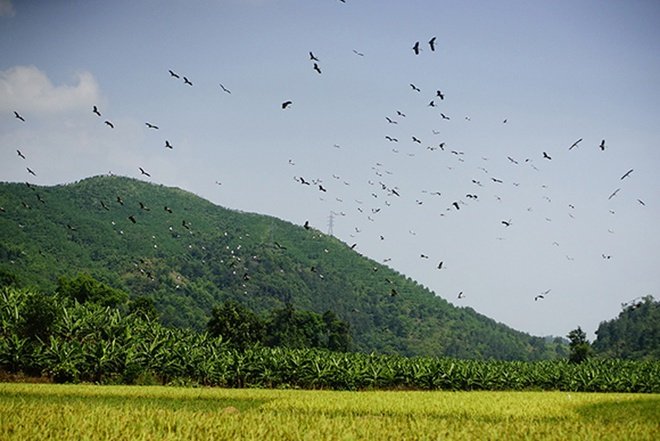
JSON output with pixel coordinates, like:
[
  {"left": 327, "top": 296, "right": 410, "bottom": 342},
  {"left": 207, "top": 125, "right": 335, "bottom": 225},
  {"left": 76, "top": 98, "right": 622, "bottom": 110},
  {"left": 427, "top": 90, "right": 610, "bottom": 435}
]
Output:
[{"left": 1, "top": 0, "right": 659, "bottom": 340}]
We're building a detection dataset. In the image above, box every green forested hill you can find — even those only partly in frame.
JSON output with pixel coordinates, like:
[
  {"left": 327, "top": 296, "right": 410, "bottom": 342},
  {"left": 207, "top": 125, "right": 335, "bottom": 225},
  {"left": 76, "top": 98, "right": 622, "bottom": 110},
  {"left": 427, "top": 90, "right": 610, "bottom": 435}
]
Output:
[
  {"left": 0, "top": 175, "right": 565, "bottom": 360},
  {"left": 593, "top": 296, "right": 659, "bottom": 360}
]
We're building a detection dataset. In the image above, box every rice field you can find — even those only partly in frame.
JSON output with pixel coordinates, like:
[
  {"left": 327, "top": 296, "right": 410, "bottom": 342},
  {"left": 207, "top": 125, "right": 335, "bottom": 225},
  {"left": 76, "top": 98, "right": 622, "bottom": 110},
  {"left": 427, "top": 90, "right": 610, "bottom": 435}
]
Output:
[{"left": 1, "top": 383, "right": 658, "bottom": 440}]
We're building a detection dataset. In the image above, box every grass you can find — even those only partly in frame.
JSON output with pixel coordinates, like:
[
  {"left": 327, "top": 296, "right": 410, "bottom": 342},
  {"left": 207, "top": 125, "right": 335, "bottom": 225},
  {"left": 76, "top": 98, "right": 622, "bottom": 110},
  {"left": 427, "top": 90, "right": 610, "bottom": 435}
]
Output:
[{"left": 1, "top": 383, "right": 658, "bottom": 440}]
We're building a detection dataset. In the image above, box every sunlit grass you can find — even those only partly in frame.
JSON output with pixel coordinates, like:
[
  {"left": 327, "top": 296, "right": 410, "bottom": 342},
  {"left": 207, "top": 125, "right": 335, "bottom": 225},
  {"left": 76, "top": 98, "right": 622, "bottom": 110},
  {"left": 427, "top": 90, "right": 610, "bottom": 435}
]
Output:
[{"left": 1, "top": 383, "right": 658, "bottom": 440}]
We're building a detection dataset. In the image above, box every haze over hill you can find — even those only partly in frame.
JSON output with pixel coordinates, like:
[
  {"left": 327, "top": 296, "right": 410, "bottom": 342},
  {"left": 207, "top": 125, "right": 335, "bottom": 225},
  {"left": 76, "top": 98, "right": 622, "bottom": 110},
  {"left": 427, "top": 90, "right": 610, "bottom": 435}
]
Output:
[{"left": 0, "top": 176, "right": 566, "bottom": 360}]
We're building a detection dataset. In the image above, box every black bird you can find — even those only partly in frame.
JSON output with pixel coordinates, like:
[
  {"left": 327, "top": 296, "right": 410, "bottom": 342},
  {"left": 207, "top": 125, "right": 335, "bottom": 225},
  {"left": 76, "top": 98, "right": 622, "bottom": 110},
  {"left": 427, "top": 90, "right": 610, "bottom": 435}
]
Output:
[
  {"left": 396, "top": 110, "right": 406, "bottom": 117},
  {"left": 304, "top": 220, "right": 310, "bottom": 230},
  {"left": 457, "top": 291, "right": 464, "bottom": 299},
  {"left": 183, "top": 76, "right": 193, "bottom": 86},
  {"left": 412, "top": 41, "right": 420, "bottom": 55},
  {"left": 507, "top": 156, "right": 519, "bottom": 165},
  {"left": 282, "top": 101, "right": 293, "bottom": 109},
  {"left": 428, "top": 36, "right": 436, "bottom": 51},
  {"left": 428, "top": 100, "right": 436, "bottom": 107},
  {"left": 100, "top": 201, "right": 110, "bottom": 211},
  {"left": 542, "top": 151, "right": 552, "bottom": 160},
  {"left": 26, "top": 167, "right": 36, "bottom": 176},
  {"left": 93, "top": 105, "right": 101, "bottom": 117},
  {"left": 599, "top": 139, "right": 606, "bottom": 151},
  {"left": 534, "top": 294, "right": 544, "bottom": 301},
  {"left": 66, "top": 224, "right": 77, "bottom": 231},
  {"left": 145, "top": 122, "right": 159, "bottom": 129},
  {"left": 116, "top": 196, "right": 124, "bottom": 205},
  {"left": 440, "top": 113, "right": 450, "bottom": 120},
  {"left": 436, "top": 90, "right": 444, "bottom": 100},
  {"left": 437, "top": 261, "right": 443, "bottom": 269},
  {"left": 637, "top": 199, "right": 646, "bottom": 206},
  {"left": 182, "top": 220, "right": 191, "bottom": 230},
  {"left": 309, "top": 51, "right": 319, "bottom": 62},
  {"left": 501, "top": 220, "right": 512, "bottom": 227},
  {"left": 491, "top": 177, "right": 503, "bottom": 183},
  {"left": 452, "top": 201, "right": 460, "bottom": 210},
  {"left": 139, "top": 202, "right": 150, "bottom": 211},
  {"left": 139, "top": 167, "right": 151, "bottom": 177},
  {"left": 385, "top": 116, "right": 398, "bottom": 124},
  {"left": 165, "top": 140, "right": 173, "bottom": 149},
  {"left": 14, "top": 111, "right": 25, "bottom": 122},
  {"left": 313, "top": 63, "right": 322, "bottom": 74},
  {"left": 318, "top": 184, "right": 327, "bottom": 192},
  {"left": 164, "top": 206, "right": 173, "bottom": 213},
  {"left": 390, "top": 288, "right": 399, "bottom": 297},
  {"left": 16, "top": 149, "right": 26, "bottom": 159},
  {"left": 219, "top": 83, "right": 231, "bottom": 94},
  {"left": 569, "top": 138, "right": 582, "bottom": 150},
  {"left": 385, "top": 136, "right": 398, "bottom": 142},
  {"left": 410, "top": 83, "right": 421, "bottom": 92},
  {"left": 104, "top": 120, "right": 114, "bottom": 128},
  {"left": 128, "top": 215, "right": 136, "bottom": 224},
  {"left": 352, "top": 49, "right": 364, "bottom": 57},
  {"left": 168, "top": 69, "right": 180, "bottom": 78},
  {"left": 412, "top": 136, "right": 422, "bottom": 144},
  {"left": 620, "top": 169, "right": 633, "bottom": 180},
  {"left": 608, "top": 188, "right": 620, "bottom": 200}
]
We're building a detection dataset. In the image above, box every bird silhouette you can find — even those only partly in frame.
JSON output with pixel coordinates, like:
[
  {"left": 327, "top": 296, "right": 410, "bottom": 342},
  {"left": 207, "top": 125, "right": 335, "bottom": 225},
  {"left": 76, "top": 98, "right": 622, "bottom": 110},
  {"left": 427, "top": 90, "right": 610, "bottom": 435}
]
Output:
[
  {"left": 412, "top": 41, "right": 420, "bottom": 55},
  {"left": 436, "top": 90, "right": 444, "bottom": 100},
  {"left": 128, "top": 215, "right": 136, "bottom": 224},
  {"left": 183, "top": 76, "right": 193, "bottom": 86},
  {"left": 569, "top": 138, "right": 583, "bottom": 150},
  {"left": 452, "top": 201, "right": 460, "bottom": 210},
  {"left": 139, "top": 202, "right": 150, "bottom": 211},
  {"left": 26, "top": 167, "right": 36, "bottom": 176},
  {"left": 637, "top": 199, "right": 646, "bottom": 206},
  {"left": 309, "top": 51, "right": 319, "bottom": 61},
  {"left": 116, "top": 196, "right": 124, "bottom": 205},
  {"left": 282, "top": 101, "right": 293, "bottom": 109},
  {"left": 168, "top": 69, "right": 180, "bottom": 78},
  {"left": 390, "top": 288, "right": 399, "bottom": 297},
  {"left": 100, "top": 200, "right": 110, "bottom": 211},
  {"left": 104, "top": 120, "right": 114, "bottom": 128},
  {"left": 93, "top": 106, "right": 101, "bottom": 117},
  {"left": 145, "top": 122, "right": 159, "bottom": 129},
  {"left": 139, "top": 167, "right": 151, "bottom": 177},
  {"left": 14, "top": 111, "right": 25, "bottom": 122},
  {"left": 16, "top": 149, "right": 26, "bottom": 159},
  {"left": 542, "top": 151, "right": 552, "bottom": 160},
  {"left": 182, "top": 220, "right": 191, "bottom": 230},
  {"left": 412, "top": 136, "right": 421, "bottom": 143},
  {"left": 608, "top": 188, "right": 620, "bottom": 200},
  {"left": 437, "top": 261, "right": 443, "bottom": 269},
  {"left": 457, "top": 291, "right": 464, "bottom": 299},
  {"left": 164, "top": 206, "right": 173, "bottom": 213},
  {"left": 440, "top": 113, "right": 450, "bottom": 120},
  {"left": 219, "top": 83, "right": 231, "bottom": 94},
  {"left": 304, "top": 220, "right": 310, "bottom": 230},
  {"left": 165, "top": 140, "right": 173, "bottom": 149},
  {"left": 410, "top": 83, "right": 421, "bottom": 92},
  {"left": 599, "top": 139, "right": 606, "bottom": 151},
  {"left": 352, "top": 49, "right": 364, "bottom": 56},
  {"left": 428, "top": 36, "right": 436, "bottom": 51},
  {"left": 620, "top": 169, "right": 633, "bottom": 180},
  {"left": 313, "top": 63, "right": 322, "bottom": 74}
]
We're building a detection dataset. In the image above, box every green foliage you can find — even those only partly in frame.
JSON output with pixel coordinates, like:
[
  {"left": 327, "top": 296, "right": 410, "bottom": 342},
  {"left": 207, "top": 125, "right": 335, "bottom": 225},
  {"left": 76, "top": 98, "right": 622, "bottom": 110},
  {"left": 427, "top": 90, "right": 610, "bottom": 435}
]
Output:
[
  {"left": 128, "top": 296, "right": 159, "bottom": 321},
  {"left": 207, "top": 300, "right": 264, "bottom": 350},
  {"left": 567, "top": 327, "right": 593, "bottom": 364},
  {"left": 56, "top": 273, "right": 128, "bottom": 308},
  {"left": 0, "top": 176, "right": 565, "bottom": 360},
  {"left": 18, "top": 291, "right": 60, "bottom": 342},
  {"left": 593, "top": 296, "right": 659, "bottom": 360}
]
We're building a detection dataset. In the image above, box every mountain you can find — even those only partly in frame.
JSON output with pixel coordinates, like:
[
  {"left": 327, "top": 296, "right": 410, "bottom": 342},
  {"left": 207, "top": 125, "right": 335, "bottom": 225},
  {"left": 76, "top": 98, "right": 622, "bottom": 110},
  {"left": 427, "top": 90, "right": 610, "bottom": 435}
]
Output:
[
  {"left": 0, "top": 175, "right": 565, "bottom": 360},
  {"left": 592, "top": 296, "right": 659, "bottom": 360}
]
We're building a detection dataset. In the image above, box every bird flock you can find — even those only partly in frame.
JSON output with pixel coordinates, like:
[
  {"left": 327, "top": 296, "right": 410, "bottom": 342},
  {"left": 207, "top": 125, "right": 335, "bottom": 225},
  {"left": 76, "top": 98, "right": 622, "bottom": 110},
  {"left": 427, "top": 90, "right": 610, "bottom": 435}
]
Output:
[{"left": 4, "top": 2, "right": 651, "bottom": 315}]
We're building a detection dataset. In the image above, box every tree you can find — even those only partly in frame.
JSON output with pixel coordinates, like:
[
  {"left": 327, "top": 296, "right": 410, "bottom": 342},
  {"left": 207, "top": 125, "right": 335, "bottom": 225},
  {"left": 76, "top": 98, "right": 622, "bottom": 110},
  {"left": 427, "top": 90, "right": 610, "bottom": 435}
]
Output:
[
  {"left": 56, "top": 273, "right": 128, "bottom": 308},
  {"left": 207, "top": 300, "right": 264, "bottom": 350},
  {"left": 128, "top": 296, "right": 159, "bottom": 321},
  {"left": 567, "top": 326, "right": 592, "bottom": 364},
  {"left": 323, "top": 310, "right": 352, "bottom": 352},
  {"left": 19, "top": 291, "right": 60, "bottom": 342}
]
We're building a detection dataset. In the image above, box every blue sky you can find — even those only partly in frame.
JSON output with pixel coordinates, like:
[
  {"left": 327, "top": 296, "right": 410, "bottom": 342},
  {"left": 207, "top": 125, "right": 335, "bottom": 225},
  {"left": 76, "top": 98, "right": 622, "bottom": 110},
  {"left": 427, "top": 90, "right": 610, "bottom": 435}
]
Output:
[{"left": 1, "top": 0, "right": 659, "bottom": 340}]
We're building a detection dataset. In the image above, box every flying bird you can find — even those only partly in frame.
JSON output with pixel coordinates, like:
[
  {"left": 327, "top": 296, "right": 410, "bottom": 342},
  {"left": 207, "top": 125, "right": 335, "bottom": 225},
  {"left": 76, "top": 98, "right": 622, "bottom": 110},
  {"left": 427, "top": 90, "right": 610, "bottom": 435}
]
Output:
[
  {"left": 282, "top": 101, "right": 293, "bottom": 109},
  {"left": 104, "top": 120, "right": 114, "bottom": 128},
  {"left": 165, "top": 140, "right": 173, "bottom": 149},
  {"left": 412, "top": 41, "right": 420, "bottom": 55},
  {"left": 542, "top": 151, "right": 552, "bottom": 160},
  {"left": 437, "top": 261, "right": 443, "bottom": 270},
  {"left": 620, "top": 169, "right": 633, "bottom": 180},
  {"left": 93, "top": 106, "right": 101, "bottom": 117},
  {"left": 313, "top": 63, "right": 322, "bottom": 74},
  {"left": 385, "top": 117, "right": 398, "bottom": 124},
  {"left": 116, "top": 196, "right": 124, "bottom": 205},
  {"left": 100, "top": 201, "right": 110, "bottom": 211},
  {"left": 309, "top": 51, "right": 319, "bottom": 62},
  {"left": 608, "top": 188, "right": 621, "bottom": 200},
  {"left": 599, "top": 139, "right": 606, "bottom": 151},
  {"left": 145, "top": 122, "right": 159, "bottom": 129},
  {"left": 139, "top": 202, "right": 150, "bottom": 211},
  {"left": 168, "top": 69, "right": 180, "bottom": 78},
  {"left": 164, "top": 206, "right": 173, "bottom": 213},
  {"left": 410, "top": 83, "right": 421, "bottom": 92},
  {"left": 139, "top": 167, "right": 151, "bottom": 177},
  {"left": 428, "top": 36, "right": 436, "bottom": 51},
  {"left": 26, "top": 167, "right": 36, "bottom": 176},
  {"left": 452, "top": 201, "right": 460, "bottom": 210},
  {"left": 352, "top": 49, "right": 364, "bottom": 57},
  {"left": 183, "top": 76, "right": 193, "bottom": 86},
  {"left": 436, "top": 90, "right": 444, "bottom": 100},
  {"left": 304, "top": 220, "right": 310, "bottom": 230},
  {"left": 14, "top": 111, "right": 25, "bottom": 122},
  {"left": 219, "top": 83, "right": 231, "bottom": 94},
  {"left": 457, "top": 291, "right": 464, "bottom": 299},
  {"left": 440, "top": 113, "right": 450, "bottom": 120},
  {"left": 128, "top": 215, "right": 136, "bottom": 224},
  {"left": 569, "top": 138, "right": 583, "bottom": 150},
  {"left": 16, "top": 149, "right": 26, "bottom": 159}
]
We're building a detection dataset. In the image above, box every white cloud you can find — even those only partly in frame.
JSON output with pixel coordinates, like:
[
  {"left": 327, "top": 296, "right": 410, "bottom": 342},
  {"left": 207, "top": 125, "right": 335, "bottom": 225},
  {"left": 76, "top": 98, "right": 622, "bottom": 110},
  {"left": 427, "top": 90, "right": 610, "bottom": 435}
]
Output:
[
  {"left": 0, "top": 0, "right": 15, "bottom": 17},
  {"left": 0, "top": 65, "right": 101, "bottom": 114}
]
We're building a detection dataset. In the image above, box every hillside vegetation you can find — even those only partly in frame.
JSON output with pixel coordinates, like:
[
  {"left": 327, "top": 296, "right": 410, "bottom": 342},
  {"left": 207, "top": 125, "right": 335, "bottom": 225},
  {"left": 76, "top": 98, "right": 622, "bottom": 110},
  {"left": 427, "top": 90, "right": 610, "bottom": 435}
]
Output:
[{"left": 0, "top": 175, "right": 565, "bottom": 360}]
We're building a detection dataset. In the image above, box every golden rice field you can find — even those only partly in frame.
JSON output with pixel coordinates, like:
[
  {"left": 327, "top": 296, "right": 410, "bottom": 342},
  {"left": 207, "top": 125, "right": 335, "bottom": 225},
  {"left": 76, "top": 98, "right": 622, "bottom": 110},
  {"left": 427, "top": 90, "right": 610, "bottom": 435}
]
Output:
[{"left": 1, "top": 383, "right": 658, "bottom": 440}]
